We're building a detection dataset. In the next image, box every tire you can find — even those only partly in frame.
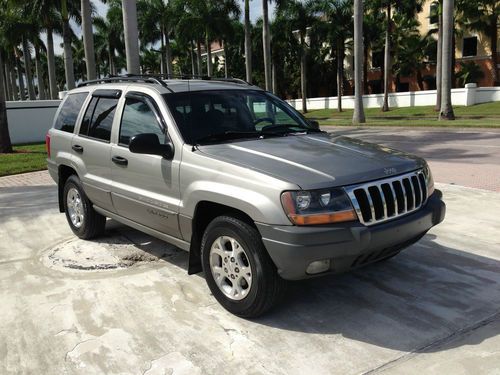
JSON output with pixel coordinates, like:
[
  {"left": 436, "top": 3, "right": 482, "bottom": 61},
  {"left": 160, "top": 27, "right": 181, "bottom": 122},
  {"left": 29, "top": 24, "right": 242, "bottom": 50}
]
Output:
[
  {"left": 63, "top": 175, "right": 106, "bottom": 240},
  {"left": 201, "top": 216, "right": 286, "bottom": 318}
]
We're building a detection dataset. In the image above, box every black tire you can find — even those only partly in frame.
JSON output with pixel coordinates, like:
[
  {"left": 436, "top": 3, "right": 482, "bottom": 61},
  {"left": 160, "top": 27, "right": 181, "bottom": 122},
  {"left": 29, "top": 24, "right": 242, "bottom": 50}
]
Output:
[
  {"left": 201, "top": 216, "right": 286, "bottom": 318},
  {"left": 63, "top": 175, "right": 106, "bottom": 240}
]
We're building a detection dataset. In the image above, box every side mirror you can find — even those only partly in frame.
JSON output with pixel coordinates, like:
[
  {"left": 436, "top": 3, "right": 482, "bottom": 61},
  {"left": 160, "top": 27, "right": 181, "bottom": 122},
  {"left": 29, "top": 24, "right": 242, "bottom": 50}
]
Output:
[
  {"left": 308, "top": 120, "right": 320, "bottom": 130},
  {"left": 129, "top": 133, "right": 174, "bottom": 160}
]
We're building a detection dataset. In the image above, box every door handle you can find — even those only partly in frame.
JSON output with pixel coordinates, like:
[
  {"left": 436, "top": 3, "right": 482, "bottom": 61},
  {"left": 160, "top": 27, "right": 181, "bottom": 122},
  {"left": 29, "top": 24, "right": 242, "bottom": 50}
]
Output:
[
  {"left": 112, "top": 156, "right": 128, "bottom": 166},
  {"left": 72, "top": 144, "right": 84, "bottom": 153}
]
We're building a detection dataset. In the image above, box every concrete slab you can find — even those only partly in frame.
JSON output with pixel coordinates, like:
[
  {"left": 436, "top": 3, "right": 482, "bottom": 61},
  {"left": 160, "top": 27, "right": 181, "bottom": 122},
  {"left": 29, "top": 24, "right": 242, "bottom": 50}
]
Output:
[{"left": 0, "top": 182, "right": 499, "bottom": 374}]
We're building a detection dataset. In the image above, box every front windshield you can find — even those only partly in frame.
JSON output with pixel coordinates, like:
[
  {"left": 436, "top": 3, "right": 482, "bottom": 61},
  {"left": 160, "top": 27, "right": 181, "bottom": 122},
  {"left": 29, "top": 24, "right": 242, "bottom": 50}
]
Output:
[{"left": 163, "top": 90, "right": 313, "bottom": 145}]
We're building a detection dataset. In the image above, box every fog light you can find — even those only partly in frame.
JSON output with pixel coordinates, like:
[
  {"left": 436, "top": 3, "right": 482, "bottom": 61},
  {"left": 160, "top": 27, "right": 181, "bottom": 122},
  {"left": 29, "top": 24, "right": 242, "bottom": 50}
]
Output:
[{"left": 306, "top": 259, "right": 331, "bottom": 274}]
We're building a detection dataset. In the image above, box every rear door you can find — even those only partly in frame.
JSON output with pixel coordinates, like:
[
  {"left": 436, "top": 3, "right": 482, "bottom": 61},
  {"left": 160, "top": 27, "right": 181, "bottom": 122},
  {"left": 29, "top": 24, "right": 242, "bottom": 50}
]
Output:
[
  {"left": 71, "top": 89, "right": 121, "bottom": 212},
  {"left": 110, "top": 92, "right": 181, "bottom": 237}
]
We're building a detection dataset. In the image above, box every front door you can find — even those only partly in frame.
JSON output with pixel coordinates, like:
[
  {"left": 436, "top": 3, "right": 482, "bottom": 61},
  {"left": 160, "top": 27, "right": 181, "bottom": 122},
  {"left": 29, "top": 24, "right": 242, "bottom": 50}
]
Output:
[{"left": 110, "top": 93, "right": 181, "bottom": 237}]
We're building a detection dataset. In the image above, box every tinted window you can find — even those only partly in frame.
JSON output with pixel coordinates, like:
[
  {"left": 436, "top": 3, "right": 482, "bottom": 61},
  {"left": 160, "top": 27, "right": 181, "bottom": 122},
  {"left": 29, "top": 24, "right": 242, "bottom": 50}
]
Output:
[
  {"left": 79, "top": 97, "right": 98, "bottom": 136},
  {"left": 54, "top": 92, "right": 88, "bottom": 133},
  {"left": 119, "top": 98, "right": 165, "bottom": 146},
  {"left": 463, "top": 37, "right": 477, "bottom": 57},
  {"left": 87, "top": 98, "right": 118, "bottom": 141}
]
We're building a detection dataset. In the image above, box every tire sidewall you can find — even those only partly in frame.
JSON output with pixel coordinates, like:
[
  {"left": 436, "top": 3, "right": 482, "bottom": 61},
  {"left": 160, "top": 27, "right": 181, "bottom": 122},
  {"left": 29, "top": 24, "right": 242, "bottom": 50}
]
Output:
[
  {"left": 63, "top": 175, "right": 92, "bottom": 238},
  {"left": 201, "top": 218, "right": 268, "bottom": 315}
]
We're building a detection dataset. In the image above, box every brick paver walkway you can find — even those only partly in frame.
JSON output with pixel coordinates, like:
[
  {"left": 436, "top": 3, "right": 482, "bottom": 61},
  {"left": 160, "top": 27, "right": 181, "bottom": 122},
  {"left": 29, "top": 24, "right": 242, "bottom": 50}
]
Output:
[{"left": 0, "top": 170, "right": 55, "bottom": 187}]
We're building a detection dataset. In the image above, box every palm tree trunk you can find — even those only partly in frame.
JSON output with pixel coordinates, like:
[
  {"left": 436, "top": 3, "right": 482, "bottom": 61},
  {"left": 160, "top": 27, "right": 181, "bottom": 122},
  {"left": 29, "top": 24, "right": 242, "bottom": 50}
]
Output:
[
  {"left": 337, "top": 43, "right": 342, "bottom": 112},
  {"left": 272, "top": 62, "right": 277, "bottom": 94},
  {"left": 244, "top": 0, "right": 252, "bottom": 83},
  {"left": 435, "top": 7, "right": 442, "bottom": 111},
  {"left": 4, "top": 61, "right": 12, "bottom": 101},
  {"left": 206, "top": 31, "right": 212, "bottom": 77},
  {"left": 196, "top": 39, "right": 203, "bottom": 75},
  {"left": 35, "top": 46, "right": 46, "bottom": 100},
  {"left": 16, "top": 56, "right": 25, "bottom": 101},
  {"left": 439, "top": 0, "right": 455, "bottom": 120},
  {"left": 352, "top": 0, "right": 366, "bottom": 124},
  {"left": 22, "top": 37, "right": 36, "bottom": 100},
  {"left": 300, "top": 38, "right": 307, "bottom": 113},
  {"left": 223, "top": 41, "right": 228, "bottom": 78},
  {"left": 122, "top": 0, "right": 141, "bottom": 74},
  {"left": 0, "top": 50, "right": 13, "bottom": 153},
  {"left": 382, "top": 2, "right": 391, "bottom": 112},
  {"left": 46, "top": 28, "right": 58, "bottom": 99},
  {"left": 82, "top": 0, "right": 97, "bottom": 80},
  {"left": 61, "top": 0, "right": 76, "bottom": 89},
  {"left": 451, "top": 31, "right": 456, "bottom": 88},
  {"left": 9, "top": 58, "right": 17, "bottom": 101},
  {"left": 363, "top": 45, "right": 368, "bottom": 94},
  {"left": 190, "top": 40, "right": 196, "bottom": 76},
  {"left": 160, "top": 27, "right": 165, "bottom": 75},
  {"left": 262, "top": 0, "right": 272, "bottom": 91},
  {"left": 491, "top": 16, "right": 498, "bottom": 85},
  {"left": 165, "top": 33, "right": 173, "bottom": 76}
]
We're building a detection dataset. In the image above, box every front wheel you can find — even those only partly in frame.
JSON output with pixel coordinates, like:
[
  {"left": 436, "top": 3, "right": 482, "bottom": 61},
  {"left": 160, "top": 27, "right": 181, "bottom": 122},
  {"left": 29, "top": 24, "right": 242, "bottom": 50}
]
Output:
[
  {"left": 201, "top": 216, "right": 286, "bottom": 318},
  {"left": 63, "top": 175, "right": 106, "bottom": 239}
]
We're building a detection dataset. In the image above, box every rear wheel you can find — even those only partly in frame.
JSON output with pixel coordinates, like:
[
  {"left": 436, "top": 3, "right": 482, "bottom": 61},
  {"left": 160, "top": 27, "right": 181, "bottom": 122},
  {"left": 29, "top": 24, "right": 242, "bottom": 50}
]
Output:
[
  {"left": 201, "top": 216, "right": 286, "bottom": 318},
  {"left": 63, "top": 175, "right": 106, "bottom": 239}
]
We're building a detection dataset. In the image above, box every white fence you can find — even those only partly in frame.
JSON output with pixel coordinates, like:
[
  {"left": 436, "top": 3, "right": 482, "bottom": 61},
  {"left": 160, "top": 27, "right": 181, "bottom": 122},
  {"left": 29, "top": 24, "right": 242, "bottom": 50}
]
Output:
[
  {"left": 287, "top": 84, "right": 500, "bottom": 110},
  {"left": 6, "top": 100, "right": 61, "bottom": 144}
]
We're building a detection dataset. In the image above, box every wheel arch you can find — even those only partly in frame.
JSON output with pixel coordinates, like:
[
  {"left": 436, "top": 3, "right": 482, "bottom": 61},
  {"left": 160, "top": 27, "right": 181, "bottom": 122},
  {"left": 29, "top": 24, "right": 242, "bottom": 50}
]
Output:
[{"left": 58, "top": 165, "right": 78, "bottom": 212}]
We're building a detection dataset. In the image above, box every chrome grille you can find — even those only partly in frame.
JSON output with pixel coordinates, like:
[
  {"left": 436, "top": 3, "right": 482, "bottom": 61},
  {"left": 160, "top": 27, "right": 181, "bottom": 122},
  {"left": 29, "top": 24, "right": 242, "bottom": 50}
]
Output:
[{"left": 344, "top": 170, "right": 428, "bottom": 226}]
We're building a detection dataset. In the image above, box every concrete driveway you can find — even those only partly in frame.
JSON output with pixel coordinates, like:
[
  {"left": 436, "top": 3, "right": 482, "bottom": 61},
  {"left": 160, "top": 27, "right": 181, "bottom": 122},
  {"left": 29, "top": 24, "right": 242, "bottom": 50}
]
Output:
[{"left": 1, "top": 135, "right": 500, "bottom": 374}]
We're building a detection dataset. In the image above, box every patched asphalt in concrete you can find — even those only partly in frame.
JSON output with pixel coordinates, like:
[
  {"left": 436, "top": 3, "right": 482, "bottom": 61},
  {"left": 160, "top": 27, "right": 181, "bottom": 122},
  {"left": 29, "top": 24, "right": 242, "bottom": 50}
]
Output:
[{"left": 1, "top": 183, "right": 499, "bottom": 374}]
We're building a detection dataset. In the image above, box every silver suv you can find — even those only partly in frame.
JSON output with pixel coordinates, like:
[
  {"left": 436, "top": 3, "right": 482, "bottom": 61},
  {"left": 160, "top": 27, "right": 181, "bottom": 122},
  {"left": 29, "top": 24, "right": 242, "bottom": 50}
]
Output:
[{"left": 47, "top": 75, "right": 445, "bottom": 317}]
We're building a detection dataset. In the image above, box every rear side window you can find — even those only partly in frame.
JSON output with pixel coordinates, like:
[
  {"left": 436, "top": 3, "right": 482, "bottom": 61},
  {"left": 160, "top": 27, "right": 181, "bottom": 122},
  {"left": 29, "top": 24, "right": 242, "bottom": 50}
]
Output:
[
  {"left": 54, "top": 92, "right": 88, "bottom": 133},
  {"left": 79, "top": 97, "right": 118, "bottom": 142}
]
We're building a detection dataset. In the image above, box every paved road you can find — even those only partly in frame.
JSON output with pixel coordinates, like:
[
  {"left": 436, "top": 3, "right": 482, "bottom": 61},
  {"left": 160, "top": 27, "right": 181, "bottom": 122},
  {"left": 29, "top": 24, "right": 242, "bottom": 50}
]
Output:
[
  {"left": 1, "top": 171, "right": 500, "bottom": 373},
  {"left": 326, "top": 127, "right": 500, "bottom": 192}
]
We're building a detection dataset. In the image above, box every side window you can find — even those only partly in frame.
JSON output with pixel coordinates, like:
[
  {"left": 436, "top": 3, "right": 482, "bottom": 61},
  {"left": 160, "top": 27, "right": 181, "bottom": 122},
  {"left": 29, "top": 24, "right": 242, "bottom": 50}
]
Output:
[
  {"left": 79, "top": 97, "right": 98, "bottom": 136},
  {"left": 119, "top": 97, "right": 165, "bottom": 146},
  {"left": 54, "top": 92, "right": 88, "bottom": 133},
  {"left": 84, "top": 97, "right": 118, "bottom": 142}
]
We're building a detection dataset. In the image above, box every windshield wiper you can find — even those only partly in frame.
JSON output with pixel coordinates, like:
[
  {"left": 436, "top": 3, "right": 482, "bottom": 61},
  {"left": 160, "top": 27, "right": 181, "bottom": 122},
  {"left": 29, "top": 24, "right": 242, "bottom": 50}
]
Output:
[
  {"left": 261, "top": 123, "right": 322, "bottom": 134},
  {"left": 195, "top": 131, "right": 262, "bottom": 145}
]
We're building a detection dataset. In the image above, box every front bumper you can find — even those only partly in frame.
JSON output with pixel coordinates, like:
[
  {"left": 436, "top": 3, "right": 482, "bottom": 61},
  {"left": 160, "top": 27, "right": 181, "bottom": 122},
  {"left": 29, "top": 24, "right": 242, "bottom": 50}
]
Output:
[{"left": 257, "top": 190, "right": 446, "bottom": 280}]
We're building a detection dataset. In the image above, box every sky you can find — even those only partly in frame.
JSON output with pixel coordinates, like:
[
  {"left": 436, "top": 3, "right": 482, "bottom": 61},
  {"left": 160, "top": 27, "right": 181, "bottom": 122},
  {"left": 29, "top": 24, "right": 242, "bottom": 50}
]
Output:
[{"left": 44, "top": 0, "right": 275, "bottom": 56}]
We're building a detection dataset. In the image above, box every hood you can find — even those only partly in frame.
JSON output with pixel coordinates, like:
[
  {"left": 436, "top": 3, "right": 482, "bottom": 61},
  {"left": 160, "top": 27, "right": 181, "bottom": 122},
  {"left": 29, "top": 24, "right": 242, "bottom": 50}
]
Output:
[{"left": 198, "top": 132, "right": 425, "bottom": 189}]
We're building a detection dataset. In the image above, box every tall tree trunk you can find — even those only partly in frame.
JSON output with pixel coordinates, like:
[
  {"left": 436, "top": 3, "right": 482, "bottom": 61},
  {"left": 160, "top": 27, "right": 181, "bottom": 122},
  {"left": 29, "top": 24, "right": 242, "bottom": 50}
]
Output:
[
  {"left": 46, "top": 28, "right": 58, "bottom": 99},
  {"left": 491, "top": 16, "right": 498, "bottom": 85},
  {"left": 363, "top": 45, "right": 368, "bottom": 94},
  {"left": 206, "top": 31, "right": 212, "bottom": 76},
  {"left": 262, "top": 0, "right": 272, "bottom": 91},
  {"left": 22, "top": 37, "right": 36, "bottom": 100},
  {"left": 196, "top": 39, "right": 203, "bottom": 75},
  {"left": 337, "top": 43, "right": 343, "bottom": 112},
  {"left": 272, "top": 62, "right": 277, "bottom": 94},
  {"left": 82, "top": 0, "right": 97, "bottom": 80},
  {"left": 160, "top": 28, "right": 166, "bottom": 75},
  {"left": 35, "top": 46, "right": 46, "bottom": 100},
  {"left": 300, "top": 39, "right": 307, "bottom": 113},
  {"left": 352, "top": 0, "right": 366, "bottom": 124},
  {"left": 382, "top": 2, "right": 391, "bottom": 112},
  {"left": 122, "top": 0, "right": 140, "bottom": 74},
  {"left": 4, "top": 60, "right": 13, "bottom": 101},
  {"left": 435, "top": 6, "right": 442, "bottom": 111},
  {"left": 190, "top": 40, "right": 196, "bottom": 76},
  {"left": 439, "top": 0, "right": 455, "bottom": 120},
  {"left": 9, "top": 58, "right": 17, "bottom": 101},
  {"left": 0, "top": 50, "right": 13, "bottom": 153},
  {"left": 223, "top": 41, "right": 228, "bottom": 78},
  {"left": 165, "top": 33, "right": 173, "bottom": 76},
  {"left": 61, "top": 0, "right": 76, "bottom": 89},
  {"left": 16, "top": 56, "right": 26, "bottom": 101},
  {"left": 451, "top": 31, "right": 456, "bottom": 88},
  {"left": 244, "top": 0, "right": 252, "bottom": 83}
]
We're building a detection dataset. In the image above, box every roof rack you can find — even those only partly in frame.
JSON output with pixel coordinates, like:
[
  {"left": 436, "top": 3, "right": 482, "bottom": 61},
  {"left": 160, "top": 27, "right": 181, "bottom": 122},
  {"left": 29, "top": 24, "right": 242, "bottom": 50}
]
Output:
[
  {"left": 77, "top": 74, "right": 175, "bottom": 93},
  {"left": 160, "top": 74, "right": 253, "bottom": 86}
]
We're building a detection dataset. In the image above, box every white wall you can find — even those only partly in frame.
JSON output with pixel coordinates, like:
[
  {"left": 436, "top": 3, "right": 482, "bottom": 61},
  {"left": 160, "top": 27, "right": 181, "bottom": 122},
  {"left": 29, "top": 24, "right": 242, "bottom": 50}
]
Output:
[
  {"left": 6, "top": 100, "right": 61, "bottom": 144},
  {"left": 287, "top": 85, "right": 500, "bottom": 111}
]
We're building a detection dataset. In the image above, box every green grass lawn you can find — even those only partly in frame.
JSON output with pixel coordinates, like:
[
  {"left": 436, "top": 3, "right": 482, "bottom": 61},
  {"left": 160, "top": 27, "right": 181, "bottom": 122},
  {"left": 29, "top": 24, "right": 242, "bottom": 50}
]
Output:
[
  {"left": 0, "top": 143, "right": 47, "bottom": 177},
  {"left": 303, "top": 101, "right": 500, "bottom": 128}
]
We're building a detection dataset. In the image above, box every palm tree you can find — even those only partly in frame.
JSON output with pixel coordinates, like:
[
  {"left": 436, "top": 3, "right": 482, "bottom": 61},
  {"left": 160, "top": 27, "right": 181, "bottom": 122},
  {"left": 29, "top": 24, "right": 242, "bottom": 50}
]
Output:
[
  {"left": 81, "top": 0, "right": 96, "bottom": 80},
  {"left": 244, "top": 0, "right": 252, "bottom": 83},
  {"left": 262, "top": 0, "right": 272, "bottom": 90},
  {"left": 61, "top": 0, "right": 76, "bottom": 89},
  {"left": 122, "top": 0, "right": 140, "bottom": 74},
  {"left": 439, "top": 0, "right": 454, "bottom": 120},
  {"left": 352, "top": 0, "right": 365, "bottom": 124},
  {"left": 94, "top": 5, "right": 125, "bottom": 76}
]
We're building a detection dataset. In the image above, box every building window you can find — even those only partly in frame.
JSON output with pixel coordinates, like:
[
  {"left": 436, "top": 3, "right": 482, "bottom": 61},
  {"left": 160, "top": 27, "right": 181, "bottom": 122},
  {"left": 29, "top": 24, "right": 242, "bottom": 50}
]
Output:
[
  {"left": 372, "top": 51, "right": 383, "bottom": 69},
  {"left": 429, "top": 2, "right": 439, "bottom": 25},
  {"left": 463, "top": 37, "right": 478, "bottom": 57}
]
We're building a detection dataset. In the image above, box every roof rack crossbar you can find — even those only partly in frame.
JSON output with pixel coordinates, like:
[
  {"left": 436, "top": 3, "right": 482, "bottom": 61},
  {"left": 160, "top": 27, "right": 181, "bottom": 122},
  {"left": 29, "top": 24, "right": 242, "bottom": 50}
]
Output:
[{"left": 77, "top": 75, "right": 175, "bottom": 93}]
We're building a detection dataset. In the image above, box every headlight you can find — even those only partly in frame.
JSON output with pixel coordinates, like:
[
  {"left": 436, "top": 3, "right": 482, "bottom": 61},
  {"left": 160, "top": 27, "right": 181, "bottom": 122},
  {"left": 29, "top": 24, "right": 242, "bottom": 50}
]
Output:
[
  {"left": 281, "top": 188, "right": 357, "bottom": 225},
  {"left": 423, "top": 164, "right": 435, "bottom": 197}
]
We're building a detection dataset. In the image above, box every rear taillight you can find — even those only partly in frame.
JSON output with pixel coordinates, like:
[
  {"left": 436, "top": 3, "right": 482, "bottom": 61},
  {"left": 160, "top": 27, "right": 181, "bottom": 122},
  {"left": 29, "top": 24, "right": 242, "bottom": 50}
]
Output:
[{"left": 45, "top": 133, "right": 51, "bottom": 158}]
